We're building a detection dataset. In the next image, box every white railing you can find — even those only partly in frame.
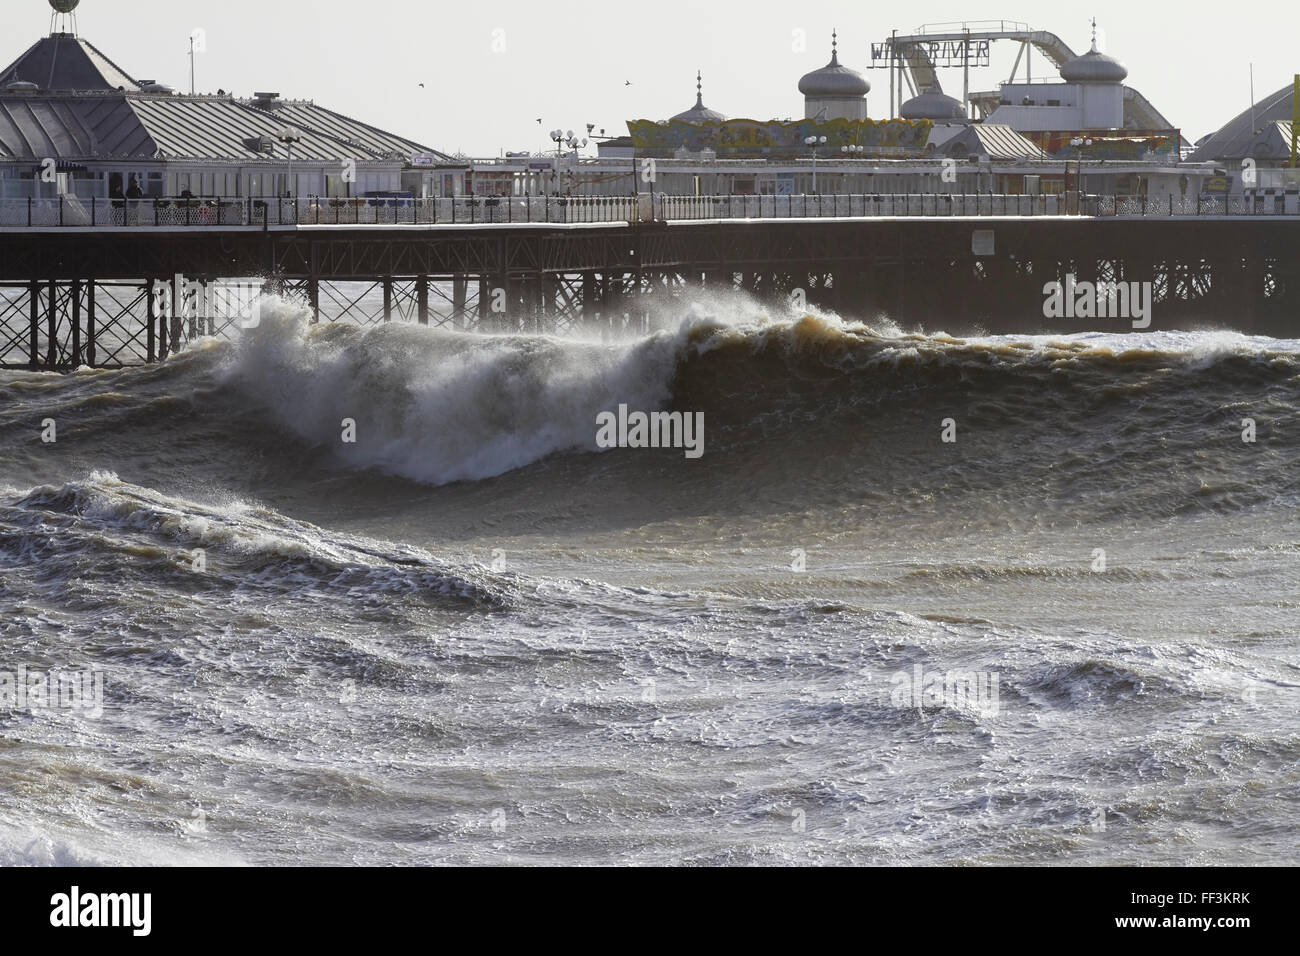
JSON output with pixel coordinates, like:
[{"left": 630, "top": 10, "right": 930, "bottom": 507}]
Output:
[
  {"left": 1094, "top": 194, "right": 1281, "bottom": 217},
  {"left": 1, "top": 192, "right": 1294, "bottom": 228},
  {"left": 659, "top": 193, "right": 1064, "bottom": 218},
  {"left": 911, "top": 20, "right": 1033, "bottom": 35}
]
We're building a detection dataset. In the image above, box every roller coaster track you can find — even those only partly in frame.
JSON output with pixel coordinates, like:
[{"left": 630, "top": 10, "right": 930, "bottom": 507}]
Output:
[{"left": 887, "top": 26, "right": 1077, "bottom": 97}]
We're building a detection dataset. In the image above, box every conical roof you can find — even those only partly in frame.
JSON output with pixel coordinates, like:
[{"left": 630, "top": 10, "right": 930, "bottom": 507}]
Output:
[{"left": 0, "top": 35, "right": 140, "bottom": 91}]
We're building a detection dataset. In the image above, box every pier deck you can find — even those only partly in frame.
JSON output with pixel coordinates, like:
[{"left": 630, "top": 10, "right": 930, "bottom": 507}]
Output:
[{"left": 2, "top": 195, "right": 1298, "bottom": 368}]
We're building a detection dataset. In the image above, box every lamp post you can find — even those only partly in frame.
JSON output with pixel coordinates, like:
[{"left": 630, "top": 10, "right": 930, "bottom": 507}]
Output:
[
  {"left": 551, "top": 128, "right": 588, "bottom": 158},
  {"left": 805, "top": 135, "right": 827, "bottom": 192},
  {"left": 278, "top": 127, "right": 301, "bottom": 197},
  {"left": 548, "top": 128, "right": 588, "bottom": 197},
  {"left": 550, "top": 129, "right": 569, "bottom": 198},
  {"left": 841, "top": 144, "right": 863, "bottom": 195},
  {"left": 1069, "top": 136, "right": 1093, "bottom": 213}
]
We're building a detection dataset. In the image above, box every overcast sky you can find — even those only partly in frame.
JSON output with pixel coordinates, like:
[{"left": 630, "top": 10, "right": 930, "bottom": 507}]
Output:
[{"left": 6, "top": 0, "right": 1297, "bottom": 154}]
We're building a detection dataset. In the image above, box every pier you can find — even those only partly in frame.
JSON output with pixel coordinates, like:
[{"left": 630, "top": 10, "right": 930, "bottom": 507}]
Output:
[{"left": 3, "top": 195, "right": 1299, "bottom": 369}]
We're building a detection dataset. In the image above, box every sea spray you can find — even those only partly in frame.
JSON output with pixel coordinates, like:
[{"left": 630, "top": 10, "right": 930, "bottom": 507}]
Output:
[{"left": 220, "top": 301, "right": 687, "bottom": 484}]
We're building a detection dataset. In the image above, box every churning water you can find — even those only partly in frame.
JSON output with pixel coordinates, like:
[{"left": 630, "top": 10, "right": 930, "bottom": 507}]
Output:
[{"left": 1, "top": 297, "right": 1296, "bottom": 864}]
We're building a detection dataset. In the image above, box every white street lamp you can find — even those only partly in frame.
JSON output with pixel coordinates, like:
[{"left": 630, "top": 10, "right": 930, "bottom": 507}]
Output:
[
  {"left": 552, "top": 128, "right": 587, "bottom": 158},
  {"left": 277, "top": 127, "right": 302, "bottom": 197},
  {"left": 805, "top": 135, "right": 827, "bottom": 192},
  {"left": 1069, "top": 137, "right": 1094, "bottom": 209}
]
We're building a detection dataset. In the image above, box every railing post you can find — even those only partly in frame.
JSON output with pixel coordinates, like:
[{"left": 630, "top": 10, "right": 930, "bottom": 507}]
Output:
[
  {"left": 146, "top": 278, "right": 156, "bottom": 363},
  {"left": 59, "top": 195, "right": 64, "bottom": 227},
  {"left": 71, "top": 279, "right": 81, "bottom": 366},
  {"left": 91, "top": 196, "right": 96, "bottom": 227},
  {"left": 86, "top": 280, "right": 96, "bottom": 367},
  {"left": 154, "top": 200, "right": 159, "bottom": 227},
  {"left": 27, "top": 196, "right": 32, "bottom": 227},
  {"left": 28, "top": 279, "right": 38, "bottom": 368},
  {"left": 46, "top": 278, "right": 57, "bottom": 368}
]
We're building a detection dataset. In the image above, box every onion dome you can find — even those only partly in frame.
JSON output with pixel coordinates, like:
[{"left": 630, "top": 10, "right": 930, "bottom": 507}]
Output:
[
  {"left": 670, "top": 71, "right": 726, "bottom": 123},
  {"left": 798, "top": 30, "right": 869, "bottom": 97},
  {"left": 1059, "top": 22, "right": 1127, "bottom": 84},
  {"left": 901, "top": 86, "right": 966, "bottom": 120}
]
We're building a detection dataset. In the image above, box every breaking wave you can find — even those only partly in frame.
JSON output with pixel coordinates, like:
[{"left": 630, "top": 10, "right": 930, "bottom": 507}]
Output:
[{"left": 2, "top": 297, "right": 1298, "bottom": 514}]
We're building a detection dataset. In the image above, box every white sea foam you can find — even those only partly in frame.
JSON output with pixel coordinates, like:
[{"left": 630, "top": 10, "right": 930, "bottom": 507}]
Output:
[
  {"left": 208, "top": 292, "right": 911, "bottom": 486},
  {"left": 220, "top": 300, "right": 687, "bottom": 484}
]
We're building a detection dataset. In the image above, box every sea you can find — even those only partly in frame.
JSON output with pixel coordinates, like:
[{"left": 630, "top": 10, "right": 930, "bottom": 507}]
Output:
[{"left": 1, "top": 295, "right": 1296, "bottom": 865}]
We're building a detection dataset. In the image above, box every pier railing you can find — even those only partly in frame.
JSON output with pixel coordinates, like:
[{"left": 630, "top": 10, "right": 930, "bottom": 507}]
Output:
[{"left": 0, "top": 192, "right": 1294, "bottom": 228}]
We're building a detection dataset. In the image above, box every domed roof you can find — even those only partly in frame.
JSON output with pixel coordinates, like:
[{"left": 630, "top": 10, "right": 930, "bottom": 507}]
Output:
[
  {"left": 799, "top": 30, "right": 869, "bottom": 98},
  {"left": 901, "top": 87, "right": 966, "bottom": 121},
  {"left": 1188, "top": 81, "right": 1300, "bottom": 162},
  {"left": 1059, "top": 35, "right": 1127, "bottom": 84},
  {"left": 669, "top": 71, "right": 726, "bottom": 123}
]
